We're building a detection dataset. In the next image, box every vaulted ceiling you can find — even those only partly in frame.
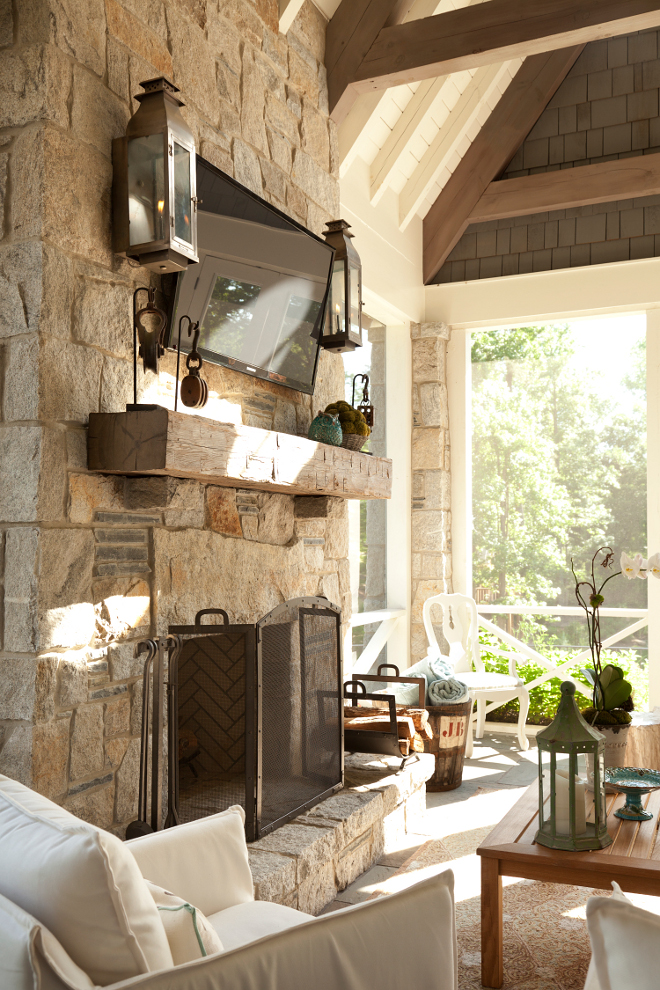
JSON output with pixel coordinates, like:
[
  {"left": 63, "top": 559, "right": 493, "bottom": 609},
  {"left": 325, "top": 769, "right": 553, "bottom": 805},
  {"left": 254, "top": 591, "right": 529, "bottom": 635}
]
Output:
[{"left": 285, "top": 0, "right": 660, "bottom": 284}]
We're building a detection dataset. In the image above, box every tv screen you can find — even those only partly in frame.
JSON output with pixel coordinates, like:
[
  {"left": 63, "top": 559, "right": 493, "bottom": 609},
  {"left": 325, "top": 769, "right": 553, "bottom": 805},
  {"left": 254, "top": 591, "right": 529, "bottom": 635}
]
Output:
[{"left": 168, "top": 157, "right": 334, "bottom": 394}]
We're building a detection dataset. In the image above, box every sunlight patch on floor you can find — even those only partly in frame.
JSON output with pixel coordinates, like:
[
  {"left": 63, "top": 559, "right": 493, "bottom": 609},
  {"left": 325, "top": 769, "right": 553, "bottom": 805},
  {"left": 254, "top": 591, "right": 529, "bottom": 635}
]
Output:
[{"left": 424, "top": 784, "right": 526, "bottom": 839}]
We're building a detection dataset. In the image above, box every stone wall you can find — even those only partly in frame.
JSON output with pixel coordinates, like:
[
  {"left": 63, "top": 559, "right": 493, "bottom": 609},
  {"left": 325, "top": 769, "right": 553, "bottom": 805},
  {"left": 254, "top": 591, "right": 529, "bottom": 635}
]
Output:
[
  {"left": 433, "top": 29, "right": 660, "bottom": 283},
  {"left": 410, "top": 322, "right": 452, "bottom": 663},
  {"left": 0, "top": 0, "right": 349, "bottom": 832}
]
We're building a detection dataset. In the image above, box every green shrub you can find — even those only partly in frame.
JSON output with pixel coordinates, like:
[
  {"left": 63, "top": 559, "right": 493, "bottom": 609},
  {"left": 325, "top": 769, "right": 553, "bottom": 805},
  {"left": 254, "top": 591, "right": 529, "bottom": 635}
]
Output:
[{"left": 478, "top": 630, "right": 648, "bottom": 724}]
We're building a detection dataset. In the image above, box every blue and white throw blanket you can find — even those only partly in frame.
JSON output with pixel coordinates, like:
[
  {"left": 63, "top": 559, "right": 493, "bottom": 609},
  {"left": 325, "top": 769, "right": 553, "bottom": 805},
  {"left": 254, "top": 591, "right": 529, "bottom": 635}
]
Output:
[
  {"left": 426, "top": 656, "right": 469, "bottom": 705},
  {"left": 373, "top": 653, "right": 469, "bottom": 706}
]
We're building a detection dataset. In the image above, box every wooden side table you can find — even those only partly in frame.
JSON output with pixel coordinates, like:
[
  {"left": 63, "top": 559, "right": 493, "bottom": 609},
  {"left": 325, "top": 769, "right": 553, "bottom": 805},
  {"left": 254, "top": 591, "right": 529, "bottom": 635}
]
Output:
[{"left": 477, "top": 783, "right": 660, "bottom": 988}]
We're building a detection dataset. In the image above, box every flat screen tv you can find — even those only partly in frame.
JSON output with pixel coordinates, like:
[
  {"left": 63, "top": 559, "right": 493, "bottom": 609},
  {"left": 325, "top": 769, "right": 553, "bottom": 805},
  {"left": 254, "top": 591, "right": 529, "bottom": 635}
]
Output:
[{"left": 167, "top": 157, "right": 334, "bottom": 395}]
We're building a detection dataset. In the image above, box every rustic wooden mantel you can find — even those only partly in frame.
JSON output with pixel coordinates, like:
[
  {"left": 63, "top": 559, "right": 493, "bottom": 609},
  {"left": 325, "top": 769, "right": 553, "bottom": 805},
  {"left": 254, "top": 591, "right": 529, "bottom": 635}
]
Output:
[{"left": 87, "top": 407, "right": 392, "bottom": 500}]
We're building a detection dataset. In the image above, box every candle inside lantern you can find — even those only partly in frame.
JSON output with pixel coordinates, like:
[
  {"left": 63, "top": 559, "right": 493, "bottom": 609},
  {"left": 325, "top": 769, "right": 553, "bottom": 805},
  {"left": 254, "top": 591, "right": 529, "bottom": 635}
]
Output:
[
  {"left": 553, "top": 767, "right": 587, "bottom": 835},
  {"left": 335, "top": 304, "right": 341, "bottom": 333}
]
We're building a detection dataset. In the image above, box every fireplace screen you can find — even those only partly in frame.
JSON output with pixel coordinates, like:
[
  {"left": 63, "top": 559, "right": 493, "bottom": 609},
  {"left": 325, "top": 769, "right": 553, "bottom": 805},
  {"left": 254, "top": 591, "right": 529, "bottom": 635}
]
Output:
[{"left": 169, "top": 597, "right": 343, "bottom": 840}]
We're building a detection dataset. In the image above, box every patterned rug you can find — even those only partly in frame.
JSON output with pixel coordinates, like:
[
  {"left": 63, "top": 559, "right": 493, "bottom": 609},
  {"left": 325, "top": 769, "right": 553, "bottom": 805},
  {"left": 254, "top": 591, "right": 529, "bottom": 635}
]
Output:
[{"left": 367, "top": 790, "right": 598, "bottom": 990}]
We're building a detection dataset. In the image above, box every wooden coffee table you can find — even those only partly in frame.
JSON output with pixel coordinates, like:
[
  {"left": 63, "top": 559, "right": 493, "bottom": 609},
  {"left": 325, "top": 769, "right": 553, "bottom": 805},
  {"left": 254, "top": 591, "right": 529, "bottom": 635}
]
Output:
[{"left": 477, "top": 782, "right": 660, "bottom": 988}]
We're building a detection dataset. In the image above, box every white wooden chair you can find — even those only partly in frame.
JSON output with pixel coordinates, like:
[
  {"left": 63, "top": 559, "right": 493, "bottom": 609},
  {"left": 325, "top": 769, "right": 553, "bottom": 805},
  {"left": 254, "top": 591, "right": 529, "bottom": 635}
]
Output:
[{"left": 422, "top": 592, "right": 529, "bottom": 757}]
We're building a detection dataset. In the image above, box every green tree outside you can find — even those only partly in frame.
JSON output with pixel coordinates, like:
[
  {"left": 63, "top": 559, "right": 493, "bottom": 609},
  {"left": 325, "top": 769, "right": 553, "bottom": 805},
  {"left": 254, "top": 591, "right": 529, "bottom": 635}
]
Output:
[{"left": 471, "top": 324, "right": 648, "bottom": 717}]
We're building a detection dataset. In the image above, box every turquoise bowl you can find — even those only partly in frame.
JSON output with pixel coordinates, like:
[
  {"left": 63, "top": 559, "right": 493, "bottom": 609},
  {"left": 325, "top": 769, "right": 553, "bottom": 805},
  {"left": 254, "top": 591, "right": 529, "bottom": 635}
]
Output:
[
  {"left": 308, "top": 412, "right": 343, "bottom": 446},
  {"left": 604, "top": 767, "right": 660, "bottom": 821}
]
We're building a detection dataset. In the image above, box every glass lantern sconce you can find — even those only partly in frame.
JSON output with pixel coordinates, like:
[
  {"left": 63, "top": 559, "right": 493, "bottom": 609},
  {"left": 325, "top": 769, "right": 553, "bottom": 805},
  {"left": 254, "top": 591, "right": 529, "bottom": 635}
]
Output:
[
  {"left": 112, "top": 77, "right": 199, "bottom": 273},
  {"left": 535, "top": 682, "right": 611, "bottom": 852},
  {"left": 320, "top": 219, "right": 362, "bottom": 352}
]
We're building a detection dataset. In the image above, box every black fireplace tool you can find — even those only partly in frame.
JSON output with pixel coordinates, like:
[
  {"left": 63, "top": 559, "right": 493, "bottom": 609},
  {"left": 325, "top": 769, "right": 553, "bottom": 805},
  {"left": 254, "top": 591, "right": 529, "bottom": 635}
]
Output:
[
  {"left": 126, "top": 635, "right": 181, "bottom": 838},
  {"left": 343, "top": 665, "right": 424, "bottom": 771}
]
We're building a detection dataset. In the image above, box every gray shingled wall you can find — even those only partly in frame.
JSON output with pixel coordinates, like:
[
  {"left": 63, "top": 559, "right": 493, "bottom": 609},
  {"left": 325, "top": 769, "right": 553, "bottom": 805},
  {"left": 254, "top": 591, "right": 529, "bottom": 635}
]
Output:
[{"left": 433, "top": 30, "right": 660, "bottom": 284}]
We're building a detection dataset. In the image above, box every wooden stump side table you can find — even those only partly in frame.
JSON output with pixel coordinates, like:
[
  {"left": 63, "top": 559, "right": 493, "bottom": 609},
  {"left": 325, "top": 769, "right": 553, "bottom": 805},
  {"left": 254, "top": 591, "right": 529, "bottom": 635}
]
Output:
[{"left": 477, "top": 783, "right": 660, "bottom": 988}]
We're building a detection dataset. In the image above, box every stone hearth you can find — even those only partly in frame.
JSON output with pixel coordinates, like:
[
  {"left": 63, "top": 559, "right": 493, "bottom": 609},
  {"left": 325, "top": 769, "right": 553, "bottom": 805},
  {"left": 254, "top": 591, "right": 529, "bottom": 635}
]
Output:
[{"left": 248, "top": 753, "right": 435, "bottom": 915}]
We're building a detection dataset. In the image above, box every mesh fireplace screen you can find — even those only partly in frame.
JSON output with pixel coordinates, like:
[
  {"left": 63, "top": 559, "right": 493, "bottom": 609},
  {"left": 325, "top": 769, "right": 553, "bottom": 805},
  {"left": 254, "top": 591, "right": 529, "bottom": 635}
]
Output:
[{"left": 171, "top": 597, "right": 342, "bottom": 840}]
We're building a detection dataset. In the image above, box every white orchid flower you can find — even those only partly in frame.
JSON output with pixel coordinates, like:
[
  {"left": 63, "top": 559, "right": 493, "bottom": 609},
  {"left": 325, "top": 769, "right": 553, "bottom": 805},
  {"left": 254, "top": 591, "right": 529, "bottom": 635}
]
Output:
[
  {"left": 621, "top": 552, "right": 646, "bottom": 579},
  {"left": 647, "top": 552, "right": 660, "bottom": 579}
]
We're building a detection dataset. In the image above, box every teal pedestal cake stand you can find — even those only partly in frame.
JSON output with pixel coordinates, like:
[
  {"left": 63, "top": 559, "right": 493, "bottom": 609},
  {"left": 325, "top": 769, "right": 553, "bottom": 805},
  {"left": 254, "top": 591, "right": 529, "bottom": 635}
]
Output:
[{"left": 604, "top": 767, "right": 660, "bottom": 821}]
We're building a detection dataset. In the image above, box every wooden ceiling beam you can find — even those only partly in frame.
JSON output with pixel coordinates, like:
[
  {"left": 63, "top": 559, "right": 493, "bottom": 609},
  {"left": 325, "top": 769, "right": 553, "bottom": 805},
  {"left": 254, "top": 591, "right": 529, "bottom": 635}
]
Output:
[
  {"left": 326, "top": 0, "right": 418, "bottom": 125},
  {"left": 422, "top": 46, "right": 583, "bottom": 285},
  {"left": 328, "top": 0, "right": 660, "bottom": 119},
  {"left": 469, "top": 153, "right": 660, "bottom": 224}
]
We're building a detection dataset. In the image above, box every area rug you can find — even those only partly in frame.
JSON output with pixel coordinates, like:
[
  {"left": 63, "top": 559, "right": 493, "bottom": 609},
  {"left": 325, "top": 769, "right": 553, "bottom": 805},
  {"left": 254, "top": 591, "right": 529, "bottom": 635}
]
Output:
[
  {"left": 366, "top": 789, "right": 599, "bottom": 990},
  {"left": 385, "top": 832, "right": 597, "bottom": 989}
]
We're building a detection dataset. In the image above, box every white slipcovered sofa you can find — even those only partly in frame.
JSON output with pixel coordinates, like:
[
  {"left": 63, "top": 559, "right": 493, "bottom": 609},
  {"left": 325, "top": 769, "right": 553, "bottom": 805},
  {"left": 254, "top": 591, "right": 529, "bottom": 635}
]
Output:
[
  {"left": 585, "top": 883, "right": 660, "bottom": 990},
  {"left": 0, "top": 774, "right": 457, "bottom": 990}
]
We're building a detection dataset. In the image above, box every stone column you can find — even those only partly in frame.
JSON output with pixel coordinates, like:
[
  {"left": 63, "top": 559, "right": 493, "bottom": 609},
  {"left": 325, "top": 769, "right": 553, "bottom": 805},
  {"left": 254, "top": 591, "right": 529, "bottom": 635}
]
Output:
[{"left": 410, "top": 322, "right": 452, "bottom": 663}]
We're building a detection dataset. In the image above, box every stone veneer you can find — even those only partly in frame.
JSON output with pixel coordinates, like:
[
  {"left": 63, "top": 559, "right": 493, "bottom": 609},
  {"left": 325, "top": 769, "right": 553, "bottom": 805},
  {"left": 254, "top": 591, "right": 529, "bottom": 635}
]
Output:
[
  {"left": 0, "top": 0, "right": 350, "bottom": 833},
  {"left": 248, "top": 752, "right": 434, "bottom": 915},
  {"left": 410, "top": 322, "right": 452, "bottom": 663}
]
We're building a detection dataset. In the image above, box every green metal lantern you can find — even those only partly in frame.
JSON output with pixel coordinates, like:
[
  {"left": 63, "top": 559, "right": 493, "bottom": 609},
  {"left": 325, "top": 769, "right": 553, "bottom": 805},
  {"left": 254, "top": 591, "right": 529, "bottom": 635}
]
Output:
[{"left": 536, "top": 682, "right": 611, "bottom": 851}]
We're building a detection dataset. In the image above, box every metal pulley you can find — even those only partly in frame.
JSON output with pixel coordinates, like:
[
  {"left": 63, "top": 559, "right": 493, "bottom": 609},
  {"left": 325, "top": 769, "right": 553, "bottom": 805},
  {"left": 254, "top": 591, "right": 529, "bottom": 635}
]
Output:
[
  {"left": 175, "top": 315, "right": 208, "bottom": 410},
  {"left": 134, "top": 287, "right": 168, "bottom": 374}
]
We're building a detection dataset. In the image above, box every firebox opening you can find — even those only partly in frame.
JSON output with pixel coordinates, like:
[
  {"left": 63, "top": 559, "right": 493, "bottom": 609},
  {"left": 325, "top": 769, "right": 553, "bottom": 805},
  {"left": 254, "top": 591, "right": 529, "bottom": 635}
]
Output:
[{"left": 171, "top": 597, "right": 343, "bottom": 841}]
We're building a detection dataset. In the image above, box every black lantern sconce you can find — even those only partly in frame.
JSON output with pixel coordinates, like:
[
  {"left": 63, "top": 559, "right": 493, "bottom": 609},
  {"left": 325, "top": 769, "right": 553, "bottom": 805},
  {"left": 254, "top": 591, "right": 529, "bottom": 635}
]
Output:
[
  {"left": 320, "top": 219, "right": 362, "bottom": 352},
  {"left": 113, "top": 78, "right": 198, "bottom": 273},
  {"left": 352, "top": 374, "right": 374, "bottom": 429}
]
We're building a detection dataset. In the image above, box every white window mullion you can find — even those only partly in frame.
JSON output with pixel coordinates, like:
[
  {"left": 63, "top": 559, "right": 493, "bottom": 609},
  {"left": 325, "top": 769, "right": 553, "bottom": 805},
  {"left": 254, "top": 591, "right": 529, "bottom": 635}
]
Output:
[{"left": 647, "top": 309, "right": 660, "bottom": 708}]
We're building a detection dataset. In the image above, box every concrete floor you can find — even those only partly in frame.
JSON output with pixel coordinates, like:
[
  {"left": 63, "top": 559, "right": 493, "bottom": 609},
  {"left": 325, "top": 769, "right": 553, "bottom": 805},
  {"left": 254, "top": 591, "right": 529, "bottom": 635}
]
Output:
[{"left": 321, "top": 731, "right": 539, "bottom": 912}]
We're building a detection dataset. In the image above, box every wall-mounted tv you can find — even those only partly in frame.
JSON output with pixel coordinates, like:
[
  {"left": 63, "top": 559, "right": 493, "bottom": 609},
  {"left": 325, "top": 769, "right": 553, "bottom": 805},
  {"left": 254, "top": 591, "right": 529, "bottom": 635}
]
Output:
[{"left": 167, "top": 157, "right": 334, "bottom": 395}]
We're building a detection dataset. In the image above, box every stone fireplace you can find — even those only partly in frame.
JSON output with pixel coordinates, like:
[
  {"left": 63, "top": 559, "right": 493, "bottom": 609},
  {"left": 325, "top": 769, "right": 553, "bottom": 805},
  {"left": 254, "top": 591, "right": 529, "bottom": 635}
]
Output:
[{"left": 0, "top": 0, "right": 356, "bottom": 834}]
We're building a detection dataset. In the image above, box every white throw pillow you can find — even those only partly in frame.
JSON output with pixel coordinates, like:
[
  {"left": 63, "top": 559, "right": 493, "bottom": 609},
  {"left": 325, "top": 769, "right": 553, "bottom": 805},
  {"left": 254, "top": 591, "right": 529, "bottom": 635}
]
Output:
[
  {"left": 0, "top": 775, "right": 173, "bottom": 986},
  {"left": 586, "top": 882, "right": 660, "bottom": 990},
  {"left": 128, "top": 805, "right": 253, "bottom": 916},
  {"left": 147, "top": 881, "right": 224, "bottom": 965}
]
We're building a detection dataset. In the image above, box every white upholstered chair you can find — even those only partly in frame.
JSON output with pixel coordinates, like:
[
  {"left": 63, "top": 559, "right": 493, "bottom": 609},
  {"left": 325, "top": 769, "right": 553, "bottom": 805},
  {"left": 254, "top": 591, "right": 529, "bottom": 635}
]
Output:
[
  {"left": 0, "top": 774, "right": 458, "bottom": 990},
  {"left": 422, "top": 592, "right": 529, "bottom": 757}
]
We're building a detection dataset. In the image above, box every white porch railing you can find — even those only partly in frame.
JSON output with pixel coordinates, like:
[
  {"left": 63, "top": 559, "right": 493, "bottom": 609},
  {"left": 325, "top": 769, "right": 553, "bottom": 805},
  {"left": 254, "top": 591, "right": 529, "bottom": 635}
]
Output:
[
  {"left": 346, "top": 608, "right": 407, "bottom": 676},
  {"left": 474, "top": 605, "right": 648, "bottom": 720}
]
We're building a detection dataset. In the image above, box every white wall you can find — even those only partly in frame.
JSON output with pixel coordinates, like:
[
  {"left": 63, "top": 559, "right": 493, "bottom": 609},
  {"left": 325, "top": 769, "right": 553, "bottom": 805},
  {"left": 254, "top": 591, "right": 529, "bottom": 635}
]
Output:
[
  {"left": 341, "top": 155, "right": 423, "bottom": 669},
  {"left": 341, "top": 156, "right": 424, "bottom": 327}
]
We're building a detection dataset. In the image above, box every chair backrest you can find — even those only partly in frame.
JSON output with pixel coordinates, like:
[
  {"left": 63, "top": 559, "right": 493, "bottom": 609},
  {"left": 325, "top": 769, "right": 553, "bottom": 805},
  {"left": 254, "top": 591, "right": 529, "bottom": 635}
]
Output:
[{"left": 421, "top": 593, "right": 482, "bottom": 674}]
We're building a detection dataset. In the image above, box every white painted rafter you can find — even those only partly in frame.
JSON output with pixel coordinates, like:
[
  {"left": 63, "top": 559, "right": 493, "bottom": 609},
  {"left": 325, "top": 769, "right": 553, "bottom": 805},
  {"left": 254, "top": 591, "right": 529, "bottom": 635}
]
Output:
[
  {"left": 398, "top": 59, "right": 520, "bottom": 230},
  {"left": 336, "top": 0, "right": 456, "bottom": 176},
  {"left": 369, "top": 76, "right": 448, "bottom": 204},
  {"left": 368, "top": 0, "right": 487, "bottom": 205}
]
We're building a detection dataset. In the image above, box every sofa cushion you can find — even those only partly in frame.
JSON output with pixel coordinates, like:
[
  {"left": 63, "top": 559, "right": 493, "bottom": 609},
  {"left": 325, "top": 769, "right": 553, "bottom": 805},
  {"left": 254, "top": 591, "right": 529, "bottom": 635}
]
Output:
[
  {"left": 208, "top": 901, "right": 314, "bottom": 952},
  {"left": 147, "top": 881, "right": 224, "bottom": 965},
  {"left": 128, "top": 805, "right": 253, "bottom": 915},
  {"left": 0, "top": 775, "right": 173, "bottom": 986}
]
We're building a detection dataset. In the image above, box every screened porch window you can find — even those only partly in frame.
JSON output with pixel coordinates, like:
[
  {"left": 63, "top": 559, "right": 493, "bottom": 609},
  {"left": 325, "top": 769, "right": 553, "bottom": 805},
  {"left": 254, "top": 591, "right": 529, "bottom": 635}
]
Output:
[{"left": 471, "top": 315, "right": 648, "bottom": 720}]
